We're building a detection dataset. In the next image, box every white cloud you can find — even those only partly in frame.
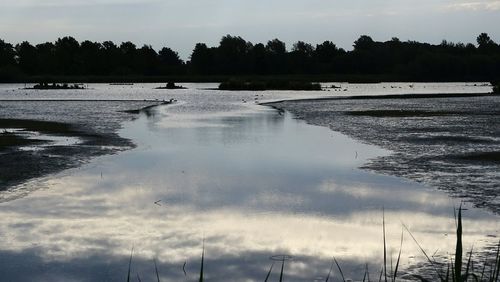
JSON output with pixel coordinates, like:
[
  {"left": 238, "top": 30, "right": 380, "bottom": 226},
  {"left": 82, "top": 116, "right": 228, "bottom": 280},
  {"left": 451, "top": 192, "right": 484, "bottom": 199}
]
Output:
[
  {"left": 445, "top": 0, "right": 500, "bottom": 11},
  {"left": 2, "top": 0, "right": 160, "bottom": 7}
]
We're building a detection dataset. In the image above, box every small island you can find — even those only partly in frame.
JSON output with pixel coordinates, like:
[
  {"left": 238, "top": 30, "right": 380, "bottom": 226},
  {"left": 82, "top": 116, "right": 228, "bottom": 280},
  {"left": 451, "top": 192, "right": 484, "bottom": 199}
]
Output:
[
  {"left": 218, "top": 80, "right": 322, "bottom": 91},
  {"left": 155, "top": 82, "right": 187, "bottom": 89},
  {"left": 27, "top": 82, "right": 87, "bottom": 90}
]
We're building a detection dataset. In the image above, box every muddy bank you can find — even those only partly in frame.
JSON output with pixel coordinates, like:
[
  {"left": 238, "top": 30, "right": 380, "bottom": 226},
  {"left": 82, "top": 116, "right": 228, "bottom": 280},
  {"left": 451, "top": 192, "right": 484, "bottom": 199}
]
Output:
[
  {"left": 0, "top": 100, "right": 166, "bottom": 196},
  {"left": 267, "top": 94, "right": 500, "bottom": 214}
]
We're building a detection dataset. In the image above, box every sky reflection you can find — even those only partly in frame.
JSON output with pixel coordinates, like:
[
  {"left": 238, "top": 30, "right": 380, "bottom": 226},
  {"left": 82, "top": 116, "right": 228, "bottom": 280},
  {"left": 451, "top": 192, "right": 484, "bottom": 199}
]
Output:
[{"left": 0, "top": 100, "right": 498, "bottom": 281}]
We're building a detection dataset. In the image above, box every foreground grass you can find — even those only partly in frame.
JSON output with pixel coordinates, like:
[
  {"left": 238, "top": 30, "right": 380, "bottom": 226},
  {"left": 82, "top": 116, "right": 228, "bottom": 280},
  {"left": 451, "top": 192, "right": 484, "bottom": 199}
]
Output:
[{"left": 126, "top": 207, "right": 500, "bottom": 281}]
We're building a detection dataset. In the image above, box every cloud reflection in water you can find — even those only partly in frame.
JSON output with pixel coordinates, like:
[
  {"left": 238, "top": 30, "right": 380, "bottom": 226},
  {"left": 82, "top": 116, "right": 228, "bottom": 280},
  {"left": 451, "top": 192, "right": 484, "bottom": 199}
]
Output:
[{"left": 0, "top": 104, "right": 498, "bottom": 281}]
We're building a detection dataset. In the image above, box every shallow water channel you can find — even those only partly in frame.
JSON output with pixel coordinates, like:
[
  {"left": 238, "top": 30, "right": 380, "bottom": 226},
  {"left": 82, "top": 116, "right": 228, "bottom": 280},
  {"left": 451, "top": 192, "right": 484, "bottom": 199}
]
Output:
[{"left": 0, "top": 83, "right": 498, "bottom": 281}]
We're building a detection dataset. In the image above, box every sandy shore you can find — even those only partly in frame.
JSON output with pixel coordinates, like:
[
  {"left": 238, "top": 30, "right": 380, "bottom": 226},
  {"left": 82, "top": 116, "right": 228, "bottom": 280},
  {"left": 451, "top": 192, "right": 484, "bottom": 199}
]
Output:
[{"left": 267, "top": 93, "right": 500, "bottom": 215}]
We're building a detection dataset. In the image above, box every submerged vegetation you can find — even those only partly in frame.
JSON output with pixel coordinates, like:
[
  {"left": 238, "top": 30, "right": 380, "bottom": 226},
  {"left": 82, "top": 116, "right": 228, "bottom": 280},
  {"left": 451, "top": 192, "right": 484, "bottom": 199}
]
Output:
[
  {"left": 1, "top": 33, "right": 500, "bottom": 82},
  {"left": 218, "top": 80, "right": 322, "bottom": 91}
]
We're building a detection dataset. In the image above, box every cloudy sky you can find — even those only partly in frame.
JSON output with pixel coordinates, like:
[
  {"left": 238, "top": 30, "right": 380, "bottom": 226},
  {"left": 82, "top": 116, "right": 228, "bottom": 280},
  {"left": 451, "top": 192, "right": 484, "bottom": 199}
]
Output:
[{"left": 1, "top": 0, "right": 499, "bottom": 59}]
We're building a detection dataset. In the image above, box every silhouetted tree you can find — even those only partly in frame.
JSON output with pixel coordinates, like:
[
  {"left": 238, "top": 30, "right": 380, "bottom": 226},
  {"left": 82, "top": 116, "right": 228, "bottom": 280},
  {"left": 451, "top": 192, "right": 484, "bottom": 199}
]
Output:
[
  {"left": 137, "top": 45, "right": 160, "bottom": 75},
  {"left": 190, "top": 43, "right": 213, "bottom": 75},
  {"left": 1, "top": 33, "right": 500, "bottom": 81},
  {"left": 80, "top": 40, "right": 103, "bottom": 75},
  {"left": 353, "top": 35, "right": 375, "bottom": 51},
  {"left": 35, "top": 42, "right": 56, "bottom": 74},
  {"left": 159, "top": 47, "right": 184, "bottom": 74},
  {"left": 250, "top": 43, "right": 268, "bottom": 74},
  {"left": 0, "top": 39, "right": 16, "bottom": 67},
  {"left": 266, "top": 39, "right": 286, "bottom": 54},
  {"left": 101, "top": 41, "right": 121, "bottom": 74},
  {"left": 216, "top": 35, "right": 252, "bottom": 73},
  {"left": 477, "top": 33, "right": 494, "bottom": 48},
  {"left": 15, "top": 41, "right": 38, "bottom": 74},
  {"left": 54, "top": 36, "right": 81, "bottom": 74},
  {"left": 265, "top": 39, "right": 287, "bottom": 73},
  {"left": 290, "top": 41, "right": 314, "bottom": 73}
]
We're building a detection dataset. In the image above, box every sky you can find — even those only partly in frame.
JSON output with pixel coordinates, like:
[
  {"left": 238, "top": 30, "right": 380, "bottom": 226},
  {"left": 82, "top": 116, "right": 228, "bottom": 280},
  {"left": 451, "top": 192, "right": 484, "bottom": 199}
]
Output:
[{"left": 1, "top": 0, "right": 500, "bottom": 59}]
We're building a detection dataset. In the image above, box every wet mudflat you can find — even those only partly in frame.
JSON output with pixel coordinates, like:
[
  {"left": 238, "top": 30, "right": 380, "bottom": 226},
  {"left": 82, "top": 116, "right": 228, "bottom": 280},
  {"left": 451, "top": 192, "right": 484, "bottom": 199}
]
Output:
[
  {"left": 0, "top": 100, "right": 166, "bottom": 192},
  {"left": 270, "top": 94, "right": 500, "bottom": 215},
  {"left": 0, "top": 83, "right": 498, "bottom": 281}
]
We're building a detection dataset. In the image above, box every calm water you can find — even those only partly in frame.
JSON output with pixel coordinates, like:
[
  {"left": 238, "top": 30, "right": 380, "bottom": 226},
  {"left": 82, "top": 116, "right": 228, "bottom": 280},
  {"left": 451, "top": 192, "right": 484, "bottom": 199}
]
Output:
[{"left": 0, "top": 83, "right": 498, "bottom": 281}]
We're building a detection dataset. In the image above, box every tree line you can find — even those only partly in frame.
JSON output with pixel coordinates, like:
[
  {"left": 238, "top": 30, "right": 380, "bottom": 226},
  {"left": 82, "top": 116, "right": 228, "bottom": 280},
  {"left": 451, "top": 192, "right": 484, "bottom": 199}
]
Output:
[{"left": 0, "top": 33, "right": 499, "bottom": 81}]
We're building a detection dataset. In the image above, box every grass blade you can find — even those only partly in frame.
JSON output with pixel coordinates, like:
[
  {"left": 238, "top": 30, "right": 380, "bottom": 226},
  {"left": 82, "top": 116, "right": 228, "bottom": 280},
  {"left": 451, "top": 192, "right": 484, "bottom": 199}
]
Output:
[
  {"left": 463, "top": 246, "right": 473, "bottom": 281},
  {"left": 445, "top": 262, "right": 450, "bottom": 282},
  {"left": 153, "top": 258, "right": 160, "bottom": 282},
  {"left": 333, "top": 257, "right": 346, "bottom": 282},
  {"left": 451, "top": 258, "right": 455, "bottom": 282},
  {"left": 403, "top": 224, "right": 445, "bottom": 281},
  {"left": 136, "top": 273, "right": 142, "bottom": 282},
  {"left": 393, "top": 229, "right": 404, "bottom": 281},
  {"left": 127, "top": 247, "right": 134, "bottom": 282},
  {"left": 264, "top": 262, "right": 274, "bottom": 282},
  {"left": 199, "top": 241, "right": 205, "bottom": 282},
  {"left": 492, "top": 240, "right": 500, "bottom": 282},
  {"left": 383, "top": 208, "right": 388, "bottom": 282},
  {"left": 279, "top": 258, "right": 285, "bottom": 282},
  {"left": 455, "top": 205, "right": 463, "bottom": 282},
  {"left": 325, "top": 258, "right": 334, "bottom": 282},
  {"left": 363, "top": 263, "right": 370, "bottom": 282}
]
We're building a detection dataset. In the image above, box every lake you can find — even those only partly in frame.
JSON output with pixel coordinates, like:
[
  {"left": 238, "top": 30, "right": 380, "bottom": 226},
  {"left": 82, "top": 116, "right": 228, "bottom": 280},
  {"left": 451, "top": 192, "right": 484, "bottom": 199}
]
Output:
[{"left": 0, "top": 83, "right": 498, "bottom": 281}]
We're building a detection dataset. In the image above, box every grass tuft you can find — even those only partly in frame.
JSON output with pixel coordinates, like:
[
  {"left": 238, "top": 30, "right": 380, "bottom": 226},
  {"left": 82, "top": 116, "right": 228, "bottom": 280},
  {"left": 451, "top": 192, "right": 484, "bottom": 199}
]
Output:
[
  {"left": 264, "top": 262, "right": 274, "bottom": 282},
  {"left": 199, "top": 241, "right": 205, "bottom": 282},
  {"left": 127, "top": 247, "right": 134, "bottom": 282},
  {"left": 153, "top": 258, "right": 160, "bottom": 282}
]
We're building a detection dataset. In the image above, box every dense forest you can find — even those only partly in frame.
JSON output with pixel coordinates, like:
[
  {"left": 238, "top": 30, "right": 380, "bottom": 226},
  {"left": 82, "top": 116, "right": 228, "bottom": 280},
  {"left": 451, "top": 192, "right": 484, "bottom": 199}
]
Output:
[{"left": 0, "top": 33, "right": 499, "bottom": 82}]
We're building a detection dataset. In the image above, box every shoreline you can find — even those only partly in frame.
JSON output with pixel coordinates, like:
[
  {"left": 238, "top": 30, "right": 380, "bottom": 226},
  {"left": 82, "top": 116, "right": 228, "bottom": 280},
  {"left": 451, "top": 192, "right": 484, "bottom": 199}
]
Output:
[
  {"left": 0, "top": 75, "right": 495, "bottom": 84},
  {"left": 266, "top": 93, "right": 500, "bottom": 215},
  {"left": 261, "top": 92, "right": 498, "bottom": 105},
  {"left": 0, "top": 101, "right": 170, "bottom": 197}
]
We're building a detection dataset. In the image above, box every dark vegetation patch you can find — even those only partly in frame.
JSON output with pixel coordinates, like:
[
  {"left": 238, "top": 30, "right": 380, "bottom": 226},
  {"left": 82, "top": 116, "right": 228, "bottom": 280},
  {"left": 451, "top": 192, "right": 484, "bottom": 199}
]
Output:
[
  {"left": 154, "top": 82, "right": 187, "bottom": 89},
  {"left": 0, "top": 118, "right": 78, "bottom": 135},
  {"left": 218, "top": 80, "right": 322, "bottom": 91},
  {"left": 1, "top": 33, "right": 500, "bottom": 82},
  {"left": 0, "top": 131, "right": 44, "bottom": 150},
  {"left": 401, "top": 135, "right": 497, "bottom": 145},
  {"left": 346, "top": 110, "right": 461, "bottom": 117},
  {"left": 454, "top": 151, "right": 500, "bottom": 162},
  {"left": 493, "top": 81, "right": 500, "bottom": 93},
  {"left": 27, "top": 82, "right": 86, "bottom": 90}
]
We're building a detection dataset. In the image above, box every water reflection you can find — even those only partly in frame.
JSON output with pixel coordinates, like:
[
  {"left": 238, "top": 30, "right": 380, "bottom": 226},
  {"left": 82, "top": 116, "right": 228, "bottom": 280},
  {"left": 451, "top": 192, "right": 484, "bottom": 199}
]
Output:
[{"left": 0, "top": 103, "right": 498, "bottom": 281}]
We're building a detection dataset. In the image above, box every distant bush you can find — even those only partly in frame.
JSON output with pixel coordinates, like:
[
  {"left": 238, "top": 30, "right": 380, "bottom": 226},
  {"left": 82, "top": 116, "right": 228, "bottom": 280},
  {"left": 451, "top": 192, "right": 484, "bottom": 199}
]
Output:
[
  {"left": 219, "top": 80, "right": 322, "bottom": 91},
  {"left": 31, "top": 82, "right": 85, "bottom": 90},
  {"left": 493, "top": 81, "right": 500, "bottom": 93}
]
